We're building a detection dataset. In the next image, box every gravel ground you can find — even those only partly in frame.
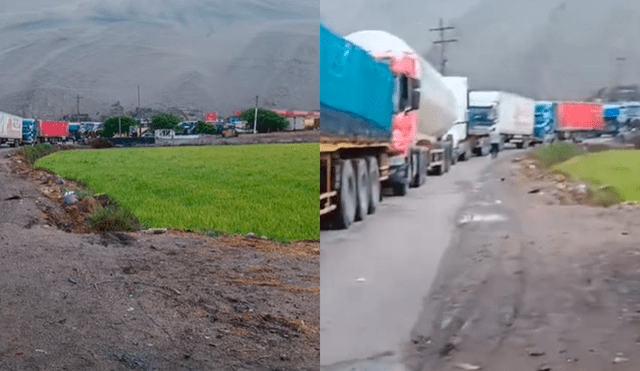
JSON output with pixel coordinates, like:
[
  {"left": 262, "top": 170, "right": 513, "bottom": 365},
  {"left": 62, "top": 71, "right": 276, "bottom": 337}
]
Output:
[{"left": 0, "top": 147, "right": 319, "bottom": 371}]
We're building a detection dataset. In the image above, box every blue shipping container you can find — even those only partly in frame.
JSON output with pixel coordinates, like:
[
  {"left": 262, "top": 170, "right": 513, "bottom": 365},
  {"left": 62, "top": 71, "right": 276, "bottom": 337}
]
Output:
[
  {"left": 534, "top": 102, "right": 556, "bottom": 140},
  {"left": 320, "top": 24, "right": 394, "bottom": 141}
]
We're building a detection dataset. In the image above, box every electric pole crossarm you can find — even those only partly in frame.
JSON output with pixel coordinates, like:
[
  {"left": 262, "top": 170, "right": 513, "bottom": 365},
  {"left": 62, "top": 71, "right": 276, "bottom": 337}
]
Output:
[{"left": 429, "top": 17, "right": 458, "bottom": 76}]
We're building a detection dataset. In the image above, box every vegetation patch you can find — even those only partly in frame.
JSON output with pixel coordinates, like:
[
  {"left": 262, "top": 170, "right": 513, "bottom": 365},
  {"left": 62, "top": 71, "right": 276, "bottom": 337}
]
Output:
[
  {"left": 529, "top": 142, "right": 586, "bottom": 168},
  {"left": 553, "top": 149, "right": 640, "bottom": 202},
  {"left": 16, "top": 144, "right": 56, "bottom": 165},
  {"left": 35, "top": 143, "right": 319, "bottom": 241},
  {"left": 88, "top": 205, "right": 143, "bottom": 232}
]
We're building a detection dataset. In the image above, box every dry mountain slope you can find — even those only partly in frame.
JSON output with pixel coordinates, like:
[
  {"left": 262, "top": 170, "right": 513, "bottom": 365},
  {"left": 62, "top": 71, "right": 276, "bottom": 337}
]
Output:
[{"left": 0, "top": 0, "right": 319, "bottom": 119}]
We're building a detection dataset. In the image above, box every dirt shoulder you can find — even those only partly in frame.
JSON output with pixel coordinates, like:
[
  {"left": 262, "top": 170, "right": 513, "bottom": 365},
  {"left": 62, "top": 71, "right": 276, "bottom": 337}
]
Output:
[
  {"left": 0, "top": 148, "right": 319, "bottom": 371},
  {"left": 404, "top": 149, "right": 640, "bottom": 371}
]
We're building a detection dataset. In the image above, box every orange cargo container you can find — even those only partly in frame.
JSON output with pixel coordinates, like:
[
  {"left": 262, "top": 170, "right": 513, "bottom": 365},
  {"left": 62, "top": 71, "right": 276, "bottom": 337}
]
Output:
[{"left": 556, "top": 103, "right": 604, "bottom": 131}]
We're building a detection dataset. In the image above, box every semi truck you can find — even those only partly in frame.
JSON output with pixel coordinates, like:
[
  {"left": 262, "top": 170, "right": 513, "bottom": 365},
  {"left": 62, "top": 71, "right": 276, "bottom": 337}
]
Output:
[
  {"left": 320, "top": 25, "right": 396, "bottom": 228},
  {"left": 534, "top": 102, "right": 558, "bottom": 144},
  {"left": 468, "top": 91, "right": 535, "bottom": 151},
  {"left": 555, "top": 102, "right": 604, "bottom": 141},
  {"left": 345, "top": 30, "right": 457, "bottom": 184},
  {"left": 22, "top": 119, "right": 70, "bottom": 144},
  {"left": 0, "top": 111, "right": 24, "bottom": 147},
  {"left": 442, "top": 76, "right": 473, "bottom": 163}
]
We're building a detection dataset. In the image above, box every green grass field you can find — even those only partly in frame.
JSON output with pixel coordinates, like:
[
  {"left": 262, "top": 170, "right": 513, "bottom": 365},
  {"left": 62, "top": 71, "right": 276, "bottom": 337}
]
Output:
[
  {"left": 553, "top": 150, "right": 640, "bottom": 202},
  {"left": 35, "top": 144, "right": 319, "bottom": 241}
]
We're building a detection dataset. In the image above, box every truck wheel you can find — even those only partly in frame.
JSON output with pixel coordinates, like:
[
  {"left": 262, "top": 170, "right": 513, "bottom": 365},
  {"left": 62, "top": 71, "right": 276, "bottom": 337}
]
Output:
[
  {"left": 394, "top": 165, "right": 410, "bottom": 196},
  {"left": 366, "top": 156, "right": 380, "bottom": 215},
  {"left": 410, "top": 152, "right": 420, "bottom": 187},
  {"left": 516, "top": 142, "right": 524, "bottom": 149},
  {"left": 336, "top": 159, "right": 357, "bottom": 229},
  {"left": 479, "top": 144, "right": 489, "bottom": 157},
  {"left": 354, "top": 158, "right": 369, "bottom": 222}
]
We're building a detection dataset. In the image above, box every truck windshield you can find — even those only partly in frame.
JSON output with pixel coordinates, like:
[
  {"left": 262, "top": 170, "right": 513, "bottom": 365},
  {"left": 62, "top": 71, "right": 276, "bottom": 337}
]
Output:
[{"left": 468, "top": 107, "right": 494, "bottom": 126}]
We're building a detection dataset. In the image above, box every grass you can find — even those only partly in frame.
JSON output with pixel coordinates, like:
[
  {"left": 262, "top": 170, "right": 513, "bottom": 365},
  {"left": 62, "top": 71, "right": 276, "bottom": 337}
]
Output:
[
  {"left": 88, "top": 205, "right": 143, "bottom": 232},
  {"left": 552, "top": 149, "right": 640, "bottom": 203},
  {"left": 530, "top": 142, "right": 586, "bottom": 168},
  {"left": 35, "top": 144, "right": 319, "bottom": 241},
  {"left": 16, "top": 144, "right": 56, "bottom": 165}
]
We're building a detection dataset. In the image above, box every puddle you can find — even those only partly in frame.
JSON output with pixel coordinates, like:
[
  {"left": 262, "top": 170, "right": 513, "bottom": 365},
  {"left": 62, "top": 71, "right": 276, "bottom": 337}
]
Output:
[{"left": 458, "top": 213, "right": 508, "bottom": 225}]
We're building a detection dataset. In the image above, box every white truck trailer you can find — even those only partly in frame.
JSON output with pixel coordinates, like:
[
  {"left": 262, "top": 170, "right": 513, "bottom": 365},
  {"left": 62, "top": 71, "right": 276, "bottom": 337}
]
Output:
[
  {"left": 0, "top": 111, "right": 23, "bottom": 147},
  {"left": 468, "top": 91, "right": 535, "bottom": 152}
]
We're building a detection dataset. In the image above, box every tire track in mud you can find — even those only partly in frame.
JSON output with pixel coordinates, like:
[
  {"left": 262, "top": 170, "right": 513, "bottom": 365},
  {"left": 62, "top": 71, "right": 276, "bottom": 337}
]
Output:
[{"left": 404, "top": 156, "right": 529, "bottom": 371}]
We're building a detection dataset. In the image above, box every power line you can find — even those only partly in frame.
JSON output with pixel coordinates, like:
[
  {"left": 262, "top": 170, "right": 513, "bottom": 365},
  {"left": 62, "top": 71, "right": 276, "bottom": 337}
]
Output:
[{"left": 429, "top": 18, "right": 458, "bottom": 76}]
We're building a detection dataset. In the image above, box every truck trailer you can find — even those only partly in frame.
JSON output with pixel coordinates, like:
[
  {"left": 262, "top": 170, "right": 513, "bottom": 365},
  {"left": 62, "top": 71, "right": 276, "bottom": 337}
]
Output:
[
  {"left": 0, "top": 111, "right": 24, "bottom": 147},
  {"left": 345, "top": 30, "right": 457, "bottom": 183},
  {"left": 555, "top": 102, "right": 604, "bottom": 141},
  {"left": 320, "top": 25, "right": 396, "bottom": 228},
  {"left": 442, "top": 76, "right": 472, "bottom": 163},
  {"left": 22, "top": 119, "right": 70, "bottom": 144},
  {"left": 468, "top": 91, "right": 535, "bottom": 150}
]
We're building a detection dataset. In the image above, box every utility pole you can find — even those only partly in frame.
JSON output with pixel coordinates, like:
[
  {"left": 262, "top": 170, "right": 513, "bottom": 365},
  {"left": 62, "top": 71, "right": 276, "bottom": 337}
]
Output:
[
  {"left": 615, "top": 57, "right": 626, "bottom": 87},
  {"left": 430, "top": 18, "right": 458, "bottom": 76},
  {"left": 253, "top": 96, "right": 259, "bottom": 134},
  {"left": 76, "top": 94, "right": 82, "bottom": 121},
  {"left": 119, "top": 116, "right": 122, "bottom": 137},
  {"left": 138, "top": 85, "right": 141, "bottom": 110}
]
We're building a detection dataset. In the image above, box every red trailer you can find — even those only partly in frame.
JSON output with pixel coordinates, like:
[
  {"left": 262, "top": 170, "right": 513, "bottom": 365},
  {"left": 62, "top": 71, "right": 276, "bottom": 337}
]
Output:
[
  {"left": 557, "top": 103, "right": 604, "bottom": 131},
  {"left": 38, "top": 121, "right": 69, "bottom": 144},
  {"left": 556, "top": 103, "right": 604, "bottom": 141}
]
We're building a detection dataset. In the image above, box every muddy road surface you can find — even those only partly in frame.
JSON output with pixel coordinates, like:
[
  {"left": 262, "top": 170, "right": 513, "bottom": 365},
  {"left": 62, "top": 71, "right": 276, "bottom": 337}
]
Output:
[
  {"left": 0, "top": 147, "right": 319, "bottom": 370},
  {"left": 405, "top": 148, "right": 640, "bottom": 371},
  {"left": 320, "top": 148, "right": 524, "bottom": 370}
]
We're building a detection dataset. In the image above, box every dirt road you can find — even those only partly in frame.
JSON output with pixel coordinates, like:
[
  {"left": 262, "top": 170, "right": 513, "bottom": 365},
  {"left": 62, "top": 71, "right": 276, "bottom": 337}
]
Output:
[
  {"left": 0, "top": 148, "right": 319, "bottom": 370},
  {"left": 405, "top": 148, "right": 640, "bottom": 371}
]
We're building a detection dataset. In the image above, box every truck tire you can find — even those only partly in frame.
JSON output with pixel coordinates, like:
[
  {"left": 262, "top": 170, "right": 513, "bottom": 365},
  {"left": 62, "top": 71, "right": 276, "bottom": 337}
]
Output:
[
  {"left": 336, "top": 159, "right": 357, "bottom": 229},
  {"left": 394, "top": 164, "right": 410, "bottom": 196},
  {"left": 410, "top": 152, "right": 419, "bottom": 187},
  {"left": 479, "top": 144, "right": 489, "bottom": 157},
  {"left": 354, "top": 158, "right": 369, "bottom": 222},
  {"left": 366, "top": 156, "right": 380, "bottom": 215},
  {"left": 516, "top": 142, "right": 524, "bottom": 149}
]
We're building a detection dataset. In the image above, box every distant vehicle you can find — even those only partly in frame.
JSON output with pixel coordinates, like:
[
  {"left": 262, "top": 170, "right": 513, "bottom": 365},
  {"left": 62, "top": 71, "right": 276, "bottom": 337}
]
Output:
[
  {"left": 21, "top": 119, "right": 69, "bottom": 144},
  {"left": 469, "top": 91, "right": 535, "bottom": 150},
  {"left": 0, "top": 110, "right": 24, "bottom": 147},
  {"left": 141, "top": 132, "right": 154, "bottom": 138},
  {"left": 555, "top": 102, "right": 604, "bottom": 141},
  {"left": 178, "top": 121, "right": 197, "bottom": 135},
  {"left": 534, "top": 102, "right": 558, "bottom": 144}
]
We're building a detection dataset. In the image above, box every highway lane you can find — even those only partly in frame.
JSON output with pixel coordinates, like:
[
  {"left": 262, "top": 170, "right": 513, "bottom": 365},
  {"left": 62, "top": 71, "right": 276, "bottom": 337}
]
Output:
[{"left": 320, "top": 148, "right": 524, "bottom": 370}]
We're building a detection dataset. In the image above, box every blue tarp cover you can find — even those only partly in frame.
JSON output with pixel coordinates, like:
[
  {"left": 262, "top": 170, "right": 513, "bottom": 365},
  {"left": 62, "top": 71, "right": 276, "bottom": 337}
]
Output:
[{"left": 320, "top": 24, "right": 394, "bottom": 141}]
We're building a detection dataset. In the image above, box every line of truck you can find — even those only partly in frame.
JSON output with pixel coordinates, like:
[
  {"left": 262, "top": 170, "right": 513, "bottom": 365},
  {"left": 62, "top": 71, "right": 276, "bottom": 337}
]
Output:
[
  {"left": 0, "top": 112, "right": 70, "bottom": 147},
  {"left": 320, "top": 24, "right": 640, "bottom": 230}
]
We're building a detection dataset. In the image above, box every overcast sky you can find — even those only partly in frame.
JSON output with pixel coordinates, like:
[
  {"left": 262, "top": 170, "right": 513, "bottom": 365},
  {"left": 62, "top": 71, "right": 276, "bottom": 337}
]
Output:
[{"left": 322, "top": 0, "right": 640, "bottom": 101}]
